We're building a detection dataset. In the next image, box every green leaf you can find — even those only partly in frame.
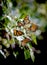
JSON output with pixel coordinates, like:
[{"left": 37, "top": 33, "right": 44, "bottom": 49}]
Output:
[
  {"left": 4, "top": 18, "right": 10, "bottom": 27},
  {"left": 13, "top": 51, "right": 19, "bottom": 58},
  {"left": 8, "top": 39, "right": 15, "bottom": 44},
  {"left": 31, "top": 34, "right": 37, "bottom": 45},
  {"left": 30, "top": 51, "right": 35, "bottom": 62},
  {"left": 27, "top": 42, "right": 32, "bottom": 48},
  {"left": 24, "top": 49, "right": 30, "bottom": 60}
]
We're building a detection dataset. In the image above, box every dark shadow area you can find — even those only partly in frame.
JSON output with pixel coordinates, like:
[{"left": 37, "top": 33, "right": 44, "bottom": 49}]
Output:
[
  {"left": 36, "top": 0, "right": 47, "bottom": 3},
  {"left": 0, "top": 31, "right": 47, "bottom": 65}
]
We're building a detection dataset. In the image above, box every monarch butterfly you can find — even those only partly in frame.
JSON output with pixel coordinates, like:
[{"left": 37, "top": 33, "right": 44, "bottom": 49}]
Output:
[
  {"left": 18, "top": 22, "right": 24, "bottom": 27},
  {"left": 23, "top": 15, "right": 30, "bottom": 24},
  {"left": 24, "top": 15, "right": 29, "bottom": 20},
  {"left": 13, "top": 29, "right": 24, "bottom": 36},
  {"left": 28, "top": 23, "right": 38, "bottom": 32},
  {"left": 21, "top": 38, "right": 31, "bottom": 46}
]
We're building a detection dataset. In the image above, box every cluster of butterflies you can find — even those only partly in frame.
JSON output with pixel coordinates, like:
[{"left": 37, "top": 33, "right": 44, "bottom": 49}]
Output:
[
  {"left": 1, "top": 15, "right": 38, "bottom": 47},
  {"left": 12, "top": 15, "right": 38, "bottom": 46},
  {"left": 0, "top": 15, "right": 40, "bottom": 59}
]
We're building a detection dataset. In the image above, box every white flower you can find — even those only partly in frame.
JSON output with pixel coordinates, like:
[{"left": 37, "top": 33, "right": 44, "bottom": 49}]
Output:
[
  {"left": 35, "top": 30, "right": 41, "bottom": 36},
  {"left": 2, "top": 39, "right": 7, "bottom": 44},
  {"left": 0, "top": 50, "right": 6, "bottom": 58},
  {"left": 7, "top": 16, "right": 12, "bottom": 21},
  {"left": 16, "top": 36, "right": 24, "bottom": 41}
]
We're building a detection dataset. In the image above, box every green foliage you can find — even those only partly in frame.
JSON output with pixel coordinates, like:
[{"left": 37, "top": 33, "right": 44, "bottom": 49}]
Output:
[
  {"left": 24, "top": 48, "right": 30, "bottom": 60},
  {"left": 4, "top": 18, "right": 10, "bottom": 27},
  {"left": 31, "top": 34, "right": 37, "bottom": 45},
  {"left": 13, "top": 51, "right": 19, "bottom": 58},
  {"left": 30, "top": 51, "right": 35, "bottom": 62}
]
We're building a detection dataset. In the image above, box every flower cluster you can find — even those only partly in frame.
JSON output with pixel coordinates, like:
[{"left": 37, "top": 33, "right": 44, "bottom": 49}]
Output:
[{"left": 0, "top": 15, "right": 41, "bottom": 62}]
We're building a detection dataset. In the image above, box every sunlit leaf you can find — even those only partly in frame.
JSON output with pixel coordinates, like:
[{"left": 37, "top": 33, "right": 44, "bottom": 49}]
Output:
[
  {"left": 24, "top": 48, "right": 30, "bottom": 60},
  {"left": 31, "top": 34, "right": 37, "bottom": 45},
  {"left": 30, "top": 50, "right": 35, "bottom": 62}
]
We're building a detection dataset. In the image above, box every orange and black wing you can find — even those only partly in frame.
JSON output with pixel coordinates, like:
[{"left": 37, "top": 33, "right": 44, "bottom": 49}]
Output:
[
  {"left": 13, "top": 29, "right": 24, "bottom": 36},
  {"left": 21, "top": 38, "right": 30, "bottom": 46},
  {"left": 28, "top": 23, "right": 38, "bottom": 32}
]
